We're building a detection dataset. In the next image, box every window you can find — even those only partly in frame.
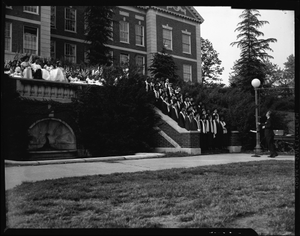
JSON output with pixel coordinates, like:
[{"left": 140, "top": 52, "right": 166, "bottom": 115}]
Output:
[
  {"left": 50, "top": 40, "right": 56, "bottom": 59},
  {"left": 84, "top": 45, "right": 90, "bottom": 63},
  {"left": 120, "top": 20, "right": 129, "bottom": 43},
  {"left": 135, "top": 24, "right": 144, "bottom": 46},
  {"left": 120, "top": 53, "right": 129, "bottom": 67},
  {"left": 163, "top": 27, "right": 172, "bottom": 50},
  {"left": 65, "top": 43, "right": 76, "bottom": 63},
  {"left": 108, "top": 50, "right": 114, "bottom": 65},
  {"left": 182, "top": 33, "right": 191, "bottom": 54},
  {"left": 135, "top": 56, "right": 145, "bottom": 75},
  {"left": 83, "top": 13, "right": 88, "bottom": 35},
  {"left": 5, "top": 22, "right": 12, "bottom": 52},
  {"left": 65, "top": 7, "right": 76, "bottom": 32},
  {"left": 51, "top": 6, "right": 56, "bottom": 29},
  {"left": 24, "top": 6, "right": 38, "bottom": 14},
  {"left": 119, "top": 11, "right": 129, "bottom": 17},
  {"left": 183, "top": 64, "right": 192, "bottom": 82},
  {"left": 23, "top": 26, "right": 38, "bottom": 54},
  {"left": 109, "top": 21, "right": 113, "bottom": 40}
]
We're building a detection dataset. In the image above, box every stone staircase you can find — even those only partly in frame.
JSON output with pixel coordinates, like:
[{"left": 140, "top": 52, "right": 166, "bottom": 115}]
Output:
[
  {"left": 153, "top": 107, "right": 237, "bottom": 155},
  {"left": 153, "top": 108, "right": 202, "bottom": 154}
]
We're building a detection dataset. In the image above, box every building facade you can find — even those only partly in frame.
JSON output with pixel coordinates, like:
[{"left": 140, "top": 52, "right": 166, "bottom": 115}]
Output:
[
  {"left": 4, "top": 6, "right": 51, "bottom": 61},
  {"left": 4, "top": 6, "right": 204, "bottom": 83}
]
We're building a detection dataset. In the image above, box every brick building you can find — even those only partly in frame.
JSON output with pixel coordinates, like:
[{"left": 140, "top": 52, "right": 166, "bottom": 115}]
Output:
[
  {"left": 4, "top": 6, "right": 204, "bottom": 83},
  {"left": 4, "top": 6, "right": 51, "bottom": 60}
]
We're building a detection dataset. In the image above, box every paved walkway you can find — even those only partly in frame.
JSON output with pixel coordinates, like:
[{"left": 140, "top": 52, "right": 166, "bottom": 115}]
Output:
[{"left": 5, "top": 153, "right": 295, "bottom": 190}]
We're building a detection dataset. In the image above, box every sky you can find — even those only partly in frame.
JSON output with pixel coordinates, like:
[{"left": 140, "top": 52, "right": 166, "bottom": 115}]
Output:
[{"left": 194, "top": 7, "right": 295, "bottom": 85}]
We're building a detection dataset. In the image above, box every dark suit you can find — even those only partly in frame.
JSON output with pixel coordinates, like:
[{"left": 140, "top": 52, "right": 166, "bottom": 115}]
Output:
[
  {"left": 34, "top": 68, "right": 43, "bottom": 79},
  {"left": 153, "top": 90, "right": 160, "bottom": 108},
  {"left": 170, "top": 105, "right": 179, "bottom": 123},
  {"left": 189, "top": 116, "right": 198, "bottom": 131},
  {"left": 264, "top": 118, "right": 277, "bottom": 156},
  {"left": 200, "top": 119, "right": 207, "bottom": 150},
  {"left": 178, "top": 112, "right": 185, "bottom": 128},
  {"left": 206, "top": 119, "right": 213, "bottom": 149},
  {"left": 161, "top": 99, "right": 169, "bottom": 115},
  {"left": 184, "top": 115, "right": 191, "bottom": 131},
  {"left": 215, "top": 120, "right": 223, "bottom": 149}
]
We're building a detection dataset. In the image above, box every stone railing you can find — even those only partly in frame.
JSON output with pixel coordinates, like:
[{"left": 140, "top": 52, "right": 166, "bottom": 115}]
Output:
[
  {"left": 9, "top": 76, "right": 87, "bottom": 103},
  {"left": 154, "top": 108, "right": 201, "bottom": 155}
]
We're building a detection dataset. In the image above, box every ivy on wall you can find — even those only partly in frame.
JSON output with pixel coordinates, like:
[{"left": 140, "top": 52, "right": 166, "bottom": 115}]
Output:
[
  {"left": 2, "top": 75, "right": 78, "bottom": 160},
  {"left": 2, "top": 72, "right": 160, "bottom": 160}
]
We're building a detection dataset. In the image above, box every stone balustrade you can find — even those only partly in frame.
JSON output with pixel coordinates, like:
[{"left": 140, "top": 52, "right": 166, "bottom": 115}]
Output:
[{"left": 9, "top": 76, "right": 87, "bottom": 103}]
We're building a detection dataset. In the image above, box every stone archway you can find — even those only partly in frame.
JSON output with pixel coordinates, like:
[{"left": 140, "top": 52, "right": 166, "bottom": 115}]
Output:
[{"left": 28, "top": 118, "right": 76, "bottom": 151}]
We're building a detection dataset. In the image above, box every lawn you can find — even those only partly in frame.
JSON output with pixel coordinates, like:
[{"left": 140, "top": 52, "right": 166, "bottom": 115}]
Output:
[{"left": 5, "top": 160, "right": 295, "bottom": 235}]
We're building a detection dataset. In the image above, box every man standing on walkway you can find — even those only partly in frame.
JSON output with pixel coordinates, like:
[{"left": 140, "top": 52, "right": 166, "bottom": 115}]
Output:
[{"left": 262, "top": 110, "right": 278, "bottom": 158}]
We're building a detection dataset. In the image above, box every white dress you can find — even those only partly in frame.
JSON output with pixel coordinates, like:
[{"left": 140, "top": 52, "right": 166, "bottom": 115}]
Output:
[
  {"left": 23, "top": 67, "right": 33, "bottom": 79},
  {"left": 31, "top": 63, "right": 42, "bottom": 72},
  {"left": 49, "top": 68, "right": 67, "bottom": 82},
  {"left": 41, "top": 69, "right": 50, "bottom": 80}
]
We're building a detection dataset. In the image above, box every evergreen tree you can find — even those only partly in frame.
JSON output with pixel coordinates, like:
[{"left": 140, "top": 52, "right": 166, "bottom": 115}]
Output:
[
  {"left": 230, "top": 9, "right": 277, "bottom": 91},
  {"left": 283, "top": 54, "right": 295, "bottom": 87},
  {"left": 260, "top": 54, "right": 294, "bottom": 87},
  {"left": 84, "top": 6, "right": 114, "bottom": 66},
  {"left": 201, "top": 37, "right": 224, "bottom": 84},
  {"left": 263, "top": 60, "right": 284, "bottom": 87},
  {"left": 148, "top": 47, "right": 179, "bottom": 83}
]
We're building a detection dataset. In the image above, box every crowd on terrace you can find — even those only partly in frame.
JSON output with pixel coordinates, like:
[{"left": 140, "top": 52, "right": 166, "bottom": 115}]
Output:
[
  {"left": 4, "top": 54, "right": 106, "bottom": 86},
  {"left": 4, "top": 53, "right": 229, "bottom": 151}
]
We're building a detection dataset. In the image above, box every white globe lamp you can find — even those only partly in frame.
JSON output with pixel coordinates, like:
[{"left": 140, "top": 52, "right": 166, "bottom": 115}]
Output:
[
  {"left": 251, "top": 78, "right": 262, "bottom": 157},
  {"left": 251, "top": 78, "right": 261, "bottom": 88}
]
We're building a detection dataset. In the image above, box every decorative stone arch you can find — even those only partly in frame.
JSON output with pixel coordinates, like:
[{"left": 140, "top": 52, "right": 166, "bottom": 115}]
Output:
[{"left": 28, "top": 118, "right": 76, "bottom": 151}]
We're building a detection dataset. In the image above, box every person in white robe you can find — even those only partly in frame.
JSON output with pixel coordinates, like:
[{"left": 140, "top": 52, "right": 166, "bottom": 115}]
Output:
[
  {"left": 49, "top": 67, "right": 67, "bottom": 82},
  {"left": 21, "top": 61, "right": 33, "bottom": 79},
  {"left": 30, "top": 59, "right": 42, "bottom": 73},
  {"left": 41, "top": 68, "right": 51, "bottom": 80},
  {"left": 12, "top": 66, "right": 22, "bottom": 78}
]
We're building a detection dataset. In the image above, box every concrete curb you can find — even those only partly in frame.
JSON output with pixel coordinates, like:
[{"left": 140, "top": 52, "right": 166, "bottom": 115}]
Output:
[{"left": 5, "top": 153, "right": 166, "bottom": 166}]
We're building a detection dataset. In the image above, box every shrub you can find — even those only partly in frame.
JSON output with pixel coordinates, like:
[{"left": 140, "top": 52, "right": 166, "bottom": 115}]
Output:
[
  {"left": 72, "top": 70, "right": 160, "bottom": 156},
  {"left": 179, "top": 82, "right": 292, "bottom": 150}
]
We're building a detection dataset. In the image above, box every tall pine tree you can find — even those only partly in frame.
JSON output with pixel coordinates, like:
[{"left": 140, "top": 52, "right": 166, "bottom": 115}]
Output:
[
  {"left": 230, "top": 9, "right": 277, "bottom": 91},
  {"left": 84, "top": 6, "right": 115, "bottom": 66},
  {"left": 283, "top": 54, "right": 295, "bottom": 87}
]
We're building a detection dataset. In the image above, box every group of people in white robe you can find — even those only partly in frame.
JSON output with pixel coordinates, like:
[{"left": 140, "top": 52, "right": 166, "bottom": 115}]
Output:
[
  {"left": 6, "top": 57, "right": 105, "bottom": 86},
  {"left": 145, "top": 77, "right": 229, "bottom": 151},
  {"left": 8, "top": 59, "right": 68, "bottom": 82}
]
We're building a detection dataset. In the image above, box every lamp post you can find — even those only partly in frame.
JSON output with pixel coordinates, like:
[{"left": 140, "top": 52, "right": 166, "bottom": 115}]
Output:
[{"left": 251, "top": 78, "right": 262, "bottom": 157}]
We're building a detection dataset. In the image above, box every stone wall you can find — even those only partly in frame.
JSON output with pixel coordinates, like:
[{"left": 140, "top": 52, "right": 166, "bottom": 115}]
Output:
[{"left": 153, "top": 108, "right": 201, "bottom": 154}]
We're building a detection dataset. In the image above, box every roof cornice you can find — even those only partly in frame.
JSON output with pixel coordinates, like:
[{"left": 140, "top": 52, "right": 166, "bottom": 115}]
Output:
[{"left": 136, "top": 6, "right": 204, "bottom": 24}]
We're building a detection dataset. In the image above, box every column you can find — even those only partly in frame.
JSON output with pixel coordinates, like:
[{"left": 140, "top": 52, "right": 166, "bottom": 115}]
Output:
[
  {"left": 195, "top": 23, "right": 202, "bottom": 84},
  {"left": 40, "top": 6, "right": 51, "bottom": 58},
  {"left": 146, "top": 8, "right": 157, "bottom": 77}
]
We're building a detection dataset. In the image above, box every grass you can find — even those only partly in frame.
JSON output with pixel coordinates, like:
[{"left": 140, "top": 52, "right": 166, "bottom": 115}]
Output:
[
  {"left": 159, "top": 149, "right": 294, "bottom": 159},
  {"left": 5, "top": 160, "right": 295, "bottom": 235}
]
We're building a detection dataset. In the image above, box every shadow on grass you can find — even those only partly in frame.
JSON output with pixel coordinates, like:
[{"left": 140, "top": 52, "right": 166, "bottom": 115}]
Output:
[{"left": 5, "top": 160, "right": 295, "bottom": 235}]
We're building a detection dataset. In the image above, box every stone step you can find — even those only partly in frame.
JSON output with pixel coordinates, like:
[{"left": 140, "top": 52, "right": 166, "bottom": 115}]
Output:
[{"left": 28, "top": 150, "right": 78, "bottom": 161}]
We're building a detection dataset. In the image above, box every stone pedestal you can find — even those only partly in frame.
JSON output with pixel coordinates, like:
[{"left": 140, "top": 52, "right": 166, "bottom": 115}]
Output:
[{"left": 227, "top": 131, "right": 242, "bottom": 153}]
